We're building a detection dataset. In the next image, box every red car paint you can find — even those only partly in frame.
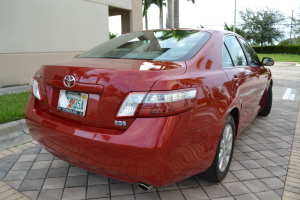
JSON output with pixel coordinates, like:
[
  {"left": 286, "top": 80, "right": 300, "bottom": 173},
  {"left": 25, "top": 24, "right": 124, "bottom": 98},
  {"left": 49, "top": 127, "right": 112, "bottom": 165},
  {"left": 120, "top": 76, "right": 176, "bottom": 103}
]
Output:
[{"left": 25, "top": 29, "right": 272, "bottom": 187}]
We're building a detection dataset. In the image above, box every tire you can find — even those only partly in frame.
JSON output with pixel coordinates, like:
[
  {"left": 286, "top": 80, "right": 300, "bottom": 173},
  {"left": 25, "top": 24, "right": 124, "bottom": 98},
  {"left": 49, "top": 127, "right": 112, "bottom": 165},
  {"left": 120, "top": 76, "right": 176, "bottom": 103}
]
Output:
[
  {"left": 258, "top": 86, "right": 272, "bottom": 116},
  {"left": 199, "top": 114, "right": 235, "bottom": 182}
]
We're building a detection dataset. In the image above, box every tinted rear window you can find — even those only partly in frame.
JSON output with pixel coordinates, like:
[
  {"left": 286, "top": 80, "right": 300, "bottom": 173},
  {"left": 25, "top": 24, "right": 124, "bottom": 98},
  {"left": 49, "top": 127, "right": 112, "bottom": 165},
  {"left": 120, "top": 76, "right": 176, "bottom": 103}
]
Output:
[{"left": 78, "top": 30, "right": 211, "bottom": 61}]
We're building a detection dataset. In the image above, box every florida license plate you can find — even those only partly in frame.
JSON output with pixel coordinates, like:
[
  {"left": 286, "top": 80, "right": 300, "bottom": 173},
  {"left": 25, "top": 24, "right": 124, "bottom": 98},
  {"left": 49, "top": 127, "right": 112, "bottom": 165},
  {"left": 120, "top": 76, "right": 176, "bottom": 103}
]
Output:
[{"left": 57, "top": 90, "right": 88, "bottom": 116}]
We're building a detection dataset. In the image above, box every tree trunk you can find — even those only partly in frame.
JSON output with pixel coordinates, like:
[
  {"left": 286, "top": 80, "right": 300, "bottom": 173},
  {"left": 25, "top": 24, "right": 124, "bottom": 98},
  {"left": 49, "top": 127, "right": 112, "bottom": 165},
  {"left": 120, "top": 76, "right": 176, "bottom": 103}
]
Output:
[
  {"left": 159, "top": 7, "right": 163, "bottom": 29},
  {"left": 174, "top": 0, "right": 180, "bottom": 28},
  {"left": 166, "top": 0, "right": 173, "bottom": 28},
  {"left": 145, "top": 13, "right": 148, "bottom": 30}
]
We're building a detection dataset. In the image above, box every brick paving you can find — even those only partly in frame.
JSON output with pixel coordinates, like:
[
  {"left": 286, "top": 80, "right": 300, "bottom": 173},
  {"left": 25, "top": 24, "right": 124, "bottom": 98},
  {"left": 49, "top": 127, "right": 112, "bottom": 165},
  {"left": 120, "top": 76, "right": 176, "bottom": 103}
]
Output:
[
  {"left": 282, "top": 104, "right": 300, "bottom": 200},
  {"left": 0, "top": 99, "right": 299, "bottom": 200}
]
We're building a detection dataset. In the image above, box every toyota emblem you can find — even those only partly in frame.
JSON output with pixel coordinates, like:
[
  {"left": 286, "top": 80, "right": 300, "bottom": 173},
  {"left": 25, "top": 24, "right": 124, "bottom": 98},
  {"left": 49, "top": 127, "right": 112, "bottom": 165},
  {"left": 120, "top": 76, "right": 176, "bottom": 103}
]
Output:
[{"left": 63, "top": 75, "right": 76, "bottom": 88}]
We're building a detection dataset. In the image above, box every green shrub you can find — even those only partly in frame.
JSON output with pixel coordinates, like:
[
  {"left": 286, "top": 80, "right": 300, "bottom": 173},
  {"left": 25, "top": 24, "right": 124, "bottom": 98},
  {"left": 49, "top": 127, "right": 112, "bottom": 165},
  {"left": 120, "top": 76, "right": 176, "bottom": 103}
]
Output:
[{"left": 253, "top": 45, "right": 300, "bottom": 54}]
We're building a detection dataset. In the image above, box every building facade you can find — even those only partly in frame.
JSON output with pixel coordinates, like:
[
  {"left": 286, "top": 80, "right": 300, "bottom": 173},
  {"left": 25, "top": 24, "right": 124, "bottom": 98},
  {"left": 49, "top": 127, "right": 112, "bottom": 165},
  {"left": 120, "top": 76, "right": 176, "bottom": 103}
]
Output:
[{"left": 0, "top": 0, "right": 142, "bottom": 87}]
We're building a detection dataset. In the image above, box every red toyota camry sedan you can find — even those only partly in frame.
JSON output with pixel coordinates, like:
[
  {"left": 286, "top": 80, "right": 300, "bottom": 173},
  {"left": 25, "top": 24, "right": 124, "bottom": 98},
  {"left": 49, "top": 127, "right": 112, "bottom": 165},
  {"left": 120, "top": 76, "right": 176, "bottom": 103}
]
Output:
[{"left": 25, "top": 29, "right": 273, "bottom": 189}]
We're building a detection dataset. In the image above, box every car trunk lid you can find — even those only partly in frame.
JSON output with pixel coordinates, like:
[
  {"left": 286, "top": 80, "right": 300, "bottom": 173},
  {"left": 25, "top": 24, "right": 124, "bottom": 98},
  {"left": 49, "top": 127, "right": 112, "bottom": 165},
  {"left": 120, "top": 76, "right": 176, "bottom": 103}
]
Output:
[{"left": 36, "top": 58, "right": 186, "bottom": 130}]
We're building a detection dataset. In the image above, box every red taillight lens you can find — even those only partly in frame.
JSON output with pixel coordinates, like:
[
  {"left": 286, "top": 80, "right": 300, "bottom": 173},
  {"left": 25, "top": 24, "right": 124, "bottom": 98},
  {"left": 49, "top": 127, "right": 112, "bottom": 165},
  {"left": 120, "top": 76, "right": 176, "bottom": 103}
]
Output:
[
  {"left": 30, "top": 78, "right": 42, "bottom": 100},
  {"left": 116, "top": 89, "right": 196, "bottom": 118}
]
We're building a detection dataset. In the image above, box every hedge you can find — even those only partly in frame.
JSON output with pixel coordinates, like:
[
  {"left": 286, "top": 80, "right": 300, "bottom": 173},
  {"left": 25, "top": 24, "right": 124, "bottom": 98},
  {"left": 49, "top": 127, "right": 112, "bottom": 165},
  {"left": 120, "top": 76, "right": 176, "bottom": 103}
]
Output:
[{"left": 252, "top": 45, "right": 300, "bottom": 54}]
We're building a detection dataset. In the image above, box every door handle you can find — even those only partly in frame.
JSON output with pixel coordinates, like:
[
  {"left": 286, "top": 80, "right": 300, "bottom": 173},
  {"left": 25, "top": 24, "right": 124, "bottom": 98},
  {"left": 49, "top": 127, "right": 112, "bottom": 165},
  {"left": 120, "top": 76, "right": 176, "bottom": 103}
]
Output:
[
  {"left": 232, "top": 75, "right": 240, "bottom": 86},
  {"left": 232, "top": 74, "right": 239, "bottom": 82},
  {"left": 232, "top": 77, "right": 239, "bottom": 82}
]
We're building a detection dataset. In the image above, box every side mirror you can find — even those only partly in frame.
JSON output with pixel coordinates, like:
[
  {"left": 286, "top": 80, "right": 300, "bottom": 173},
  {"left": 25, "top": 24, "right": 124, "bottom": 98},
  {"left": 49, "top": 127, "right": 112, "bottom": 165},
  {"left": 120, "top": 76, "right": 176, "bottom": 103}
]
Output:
[{"left": 262, "top": 57, "right": 274, "bottom": 66}]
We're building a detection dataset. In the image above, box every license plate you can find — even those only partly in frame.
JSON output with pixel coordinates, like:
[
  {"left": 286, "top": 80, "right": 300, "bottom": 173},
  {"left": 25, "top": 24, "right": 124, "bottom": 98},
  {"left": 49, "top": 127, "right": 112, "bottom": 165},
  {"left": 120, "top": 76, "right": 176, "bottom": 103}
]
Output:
[{"left": 57, "top": 90, "right": 88, "bottom": 116}]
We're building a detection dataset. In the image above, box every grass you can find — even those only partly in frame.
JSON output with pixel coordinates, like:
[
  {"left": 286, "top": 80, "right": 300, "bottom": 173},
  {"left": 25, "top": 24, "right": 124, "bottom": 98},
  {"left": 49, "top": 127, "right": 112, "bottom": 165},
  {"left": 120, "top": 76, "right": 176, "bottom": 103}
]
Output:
[
  {"left": 257, "top": 54, "right": 300, "bottom": 62},
  {"left": 0, "top": 91, "right": 30, "bottom": 124}
]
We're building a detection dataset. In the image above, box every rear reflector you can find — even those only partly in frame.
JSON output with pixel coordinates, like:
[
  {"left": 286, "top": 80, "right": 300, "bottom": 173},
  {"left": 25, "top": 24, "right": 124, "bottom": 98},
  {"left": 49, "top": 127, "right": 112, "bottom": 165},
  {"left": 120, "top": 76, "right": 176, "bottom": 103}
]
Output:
[
  {"left": 30, "top": 78, "right": 42, "bottom": 100},
  {"left": 116, "top": 89, "right": 196, "bottom": 118}
]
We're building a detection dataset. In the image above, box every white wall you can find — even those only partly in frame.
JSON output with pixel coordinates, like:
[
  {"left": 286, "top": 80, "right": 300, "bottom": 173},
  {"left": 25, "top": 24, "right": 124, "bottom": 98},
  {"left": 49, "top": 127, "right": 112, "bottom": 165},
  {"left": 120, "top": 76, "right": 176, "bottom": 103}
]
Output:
[
  {"left": 0, "top": 0, "right": 111, "bottom": 87},
  {"left": 0, "top": 52, "right": 83, "bottom": 87},
  {"left": 0, "top": 0, "right": 109, "bottom": 53},
  {"left": 90, "top": 0, "right": 132, "bottom": 10},
  {"left": 0, "top": 0, "right": 142, "bottom": 87}
]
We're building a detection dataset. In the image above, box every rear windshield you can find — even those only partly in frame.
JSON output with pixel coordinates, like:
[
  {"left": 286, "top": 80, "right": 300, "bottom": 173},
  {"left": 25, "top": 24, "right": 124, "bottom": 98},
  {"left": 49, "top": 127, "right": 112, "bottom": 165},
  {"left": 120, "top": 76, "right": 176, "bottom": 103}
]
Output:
[{"left": 78, "top": 30, "right": 211, "bottom": 61}]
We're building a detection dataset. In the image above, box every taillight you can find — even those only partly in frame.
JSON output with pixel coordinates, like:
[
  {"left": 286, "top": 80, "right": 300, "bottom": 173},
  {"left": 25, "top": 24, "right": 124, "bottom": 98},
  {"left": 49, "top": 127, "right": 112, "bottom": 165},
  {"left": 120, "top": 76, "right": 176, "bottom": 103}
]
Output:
[
  {"left": 116, "top": 89, "right": 196, "bottom": 118},
  {"left": 116, "top": 92, "right": 146, "bottom": 117},
  {"left": 30, "top": 78, "right": 42, "bottom": 100}
]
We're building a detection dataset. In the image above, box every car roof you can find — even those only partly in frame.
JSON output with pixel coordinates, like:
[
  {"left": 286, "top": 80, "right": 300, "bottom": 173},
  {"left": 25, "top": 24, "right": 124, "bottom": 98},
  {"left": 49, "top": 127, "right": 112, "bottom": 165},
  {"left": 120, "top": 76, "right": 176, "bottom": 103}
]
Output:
[{"left": 142, "top": 28, "right": 235, "bottom": 36}]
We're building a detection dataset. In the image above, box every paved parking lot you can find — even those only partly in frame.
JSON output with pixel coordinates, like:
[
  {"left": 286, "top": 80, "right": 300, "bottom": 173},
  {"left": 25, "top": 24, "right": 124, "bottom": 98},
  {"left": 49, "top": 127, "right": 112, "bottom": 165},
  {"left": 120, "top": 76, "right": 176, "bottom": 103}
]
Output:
[{"left": 0, "top": 62, "right": 299, "bottom": 200}]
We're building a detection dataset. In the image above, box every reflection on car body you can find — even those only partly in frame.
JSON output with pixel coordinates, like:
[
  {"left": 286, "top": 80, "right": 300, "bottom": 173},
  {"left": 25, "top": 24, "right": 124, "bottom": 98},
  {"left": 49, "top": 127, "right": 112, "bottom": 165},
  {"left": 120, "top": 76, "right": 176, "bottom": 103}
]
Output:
[{"left": 25, "top": 29, "right": 274, "bottom": 189}]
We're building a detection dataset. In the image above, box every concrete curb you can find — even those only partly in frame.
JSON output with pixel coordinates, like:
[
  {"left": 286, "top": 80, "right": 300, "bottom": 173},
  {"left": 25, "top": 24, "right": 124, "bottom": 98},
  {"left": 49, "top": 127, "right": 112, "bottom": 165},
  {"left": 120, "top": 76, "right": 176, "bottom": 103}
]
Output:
[
  {"left": 0, "top": 85, "right": 29, "bottom": 96},
  {"left": 0, "top": 119, "right": 32, "bottom": 151},
  {"left": 273, "top": 62, "right": 298, "bottom": 66}
]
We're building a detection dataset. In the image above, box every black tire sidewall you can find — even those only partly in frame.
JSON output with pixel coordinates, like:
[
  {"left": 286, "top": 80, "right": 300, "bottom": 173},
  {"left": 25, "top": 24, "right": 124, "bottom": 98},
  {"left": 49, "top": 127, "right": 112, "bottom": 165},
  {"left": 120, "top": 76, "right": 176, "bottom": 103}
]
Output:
[
  {"left": 216, "top": 115, "right": 235, "bottom": 181},
  {"left": 258, "top": 86, "right": 272, "bottom": 116}
]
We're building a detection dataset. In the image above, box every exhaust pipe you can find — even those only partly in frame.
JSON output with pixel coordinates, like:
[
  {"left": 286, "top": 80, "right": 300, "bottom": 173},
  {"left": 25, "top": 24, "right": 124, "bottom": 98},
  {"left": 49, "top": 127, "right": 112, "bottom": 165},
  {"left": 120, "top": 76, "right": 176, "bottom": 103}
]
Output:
[{"left": 137, "top": 183, "right": 153, "bottom": 191}]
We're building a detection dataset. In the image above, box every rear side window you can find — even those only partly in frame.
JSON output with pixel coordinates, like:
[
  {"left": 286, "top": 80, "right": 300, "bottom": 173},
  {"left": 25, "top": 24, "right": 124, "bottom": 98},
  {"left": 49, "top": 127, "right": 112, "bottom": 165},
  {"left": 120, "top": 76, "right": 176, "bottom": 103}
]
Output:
[
  {"left": 78, "top": 30, "right": 211, "bottom": 61},
  {"left": 222, "top": 44, "right": 233, "bottom": 68},
  {"left": 224, "top": 35, "right": 247, "bottom": 66},
  {"left": 238, "top": 38, "right": 260, "bottom": 66}
]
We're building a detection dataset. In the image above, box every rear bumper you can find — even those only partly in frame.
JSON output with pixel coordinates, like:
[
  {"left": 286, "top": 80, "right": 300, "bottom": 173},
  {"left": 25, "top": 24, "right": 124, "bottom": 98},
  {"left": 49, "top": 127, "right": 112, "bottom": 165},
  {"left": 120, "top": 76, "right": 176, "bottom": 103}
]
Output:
[{"left": 25, "top": 94, "right": 223, "bottom": 187}]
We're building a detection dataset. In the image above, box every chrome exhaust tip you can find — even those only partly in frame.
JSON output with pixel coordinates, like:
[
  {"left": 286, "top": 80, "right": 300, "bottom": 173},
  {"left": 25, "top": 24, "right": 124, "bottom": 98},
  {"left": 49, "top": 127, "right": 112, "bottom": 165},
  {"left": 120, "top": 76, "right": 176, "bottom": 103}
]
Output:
[{"left": 137, "top": 183, "right": 153, "bottom": 191}]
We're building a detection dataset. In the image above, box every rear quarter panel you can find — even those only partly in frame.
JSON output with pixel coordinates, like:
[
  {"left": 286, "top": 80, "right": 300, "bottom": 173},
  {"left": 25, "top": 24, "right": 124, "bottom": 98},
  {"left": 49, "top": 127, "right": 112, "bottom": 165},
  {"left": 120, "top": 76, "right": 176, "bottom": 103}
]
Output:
[{"left": 151, "top": 30, "right": 234, "bottom": 131}]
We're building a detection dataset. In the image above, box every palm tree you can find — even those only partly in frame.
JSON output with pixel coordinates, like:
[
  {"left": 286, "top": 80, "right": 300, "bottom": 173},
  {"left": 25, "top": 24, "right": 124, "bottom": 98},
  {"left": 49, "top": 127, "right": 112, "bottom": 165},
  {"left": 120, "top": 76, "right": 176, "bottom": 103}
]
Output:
[
  {"left": 166, "top": 0, "right": 173, "bottom": 28},
  {"left": 173, "top": 0, "right": 196, "bottom": 28},
  {"left": 157, "top": 30, "right": 197, "bottom": 41},
  {"left": 143, "top": 0, "right": 152, "bottom": 30},
  {"left": 173, "top": 0, "right": 180, "bottom": 28},
  {"left": 224, "top": 23, "right": 246, "bottom": 37},
  {"left": 152, "top": 0, "right": 166, "bottom": 29}
]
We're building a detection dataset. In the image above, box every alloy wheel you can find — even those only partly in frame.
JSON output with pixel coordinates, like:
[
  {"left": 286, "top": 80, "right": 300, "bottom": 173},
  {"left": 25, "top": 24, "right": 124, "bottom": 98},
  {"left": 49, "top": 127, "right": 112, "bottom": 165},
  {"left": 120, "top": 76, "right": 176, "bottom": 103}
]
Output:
[{"left": 218, "top": 124, "right": 233, "bottom": 172}]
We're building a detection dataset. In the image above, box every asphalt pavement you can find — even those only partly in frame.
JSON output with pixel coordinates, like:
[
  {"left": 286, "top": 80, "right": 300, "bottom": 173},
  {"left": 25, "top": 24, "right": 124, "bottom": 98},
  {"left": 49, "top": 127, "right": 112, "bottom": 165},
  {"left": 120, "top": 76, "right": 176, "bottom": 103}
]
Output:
[{"left": 0, "top": 62, "right": 299, "bottom": 200}]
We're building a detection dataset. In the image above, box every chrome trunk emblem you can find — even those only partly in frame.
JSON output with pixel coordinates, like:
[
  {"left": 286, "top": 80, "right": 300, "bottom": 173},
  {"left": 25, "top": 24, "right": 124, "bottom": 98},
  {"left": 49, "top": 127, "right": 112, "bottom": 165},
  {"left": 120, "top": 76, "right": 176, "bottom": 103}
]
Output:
[{"left": 63, "top": 75, "right": 76, "bottom": 88}]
